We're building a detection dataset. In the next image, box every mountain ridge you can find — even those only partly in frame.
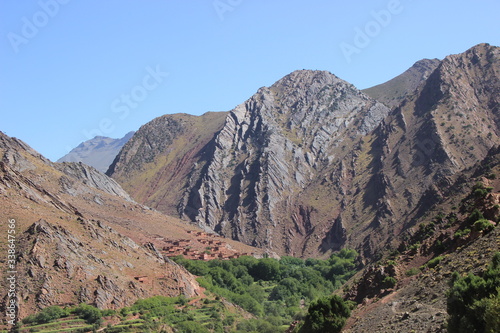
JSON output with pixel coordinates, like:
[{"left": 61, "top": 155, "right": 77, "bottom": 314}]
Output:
[
  {"left": 362, "top": 58, "right": 441, "bottom": 108},
  {"left": 0, "top": 130, "right": 262, "bottom": 319},
  {"left": 108, "top": 43, "right": 500, "bottom": 261}
]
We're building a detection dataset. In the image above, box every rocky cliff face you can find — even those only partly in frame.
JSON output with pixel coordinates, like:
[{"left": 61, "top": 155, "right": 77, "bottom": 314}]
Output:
[
  {"left": 107, "top": 112, "right": 228, "bottom": 216},
  {"left": 337, "top": 43, "right": 500, "bottom": 257},
  {"left": 180, "top": 70, "right": 390, "bottom": 253},
  {"left": 108, "top": 43, "right": 499, "bottom": 259},
  {"left": 56, "top": 161, "right": 133, "bottom": 201},
  {"left": 57, "top": 132, "right": 134, "bottom": 173},
  {"left": 0, "top": 131, "right": 201, "bottom": 317}
]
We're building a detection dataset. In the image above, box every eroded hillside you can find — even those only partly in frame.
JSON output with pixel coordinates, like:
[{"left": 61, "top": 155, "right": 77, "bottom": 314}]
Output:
[{"left": 108, "top": 44, "right": 500, "bottom": 261}]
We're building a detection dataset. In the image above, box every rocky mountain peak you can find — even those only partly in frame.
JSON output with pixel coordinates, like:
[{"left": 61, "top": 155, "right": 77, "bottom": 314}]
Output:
[
  {"left": 107, "top": 44, "right": 500, "bottom": 259},
  {"left": 175, "top": 69, "right": 390, "bottom": 251}
]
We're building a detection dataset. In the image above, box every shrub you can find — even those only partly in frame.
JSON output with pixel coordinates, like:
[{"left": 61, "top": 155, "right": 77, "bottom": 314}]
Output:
[
  {"left": 408, "top": 242, "right": 420, "bottom": 252},
  {"left": 447, "top": 252, "right": 500, "bottom": 332},
  {"left": 426, "top": 256, "right": 444, "bottom": 269},
  {"left": 386, "top": 260, "right": 397, "bottom": 267},
  {"left": 26, "top": 306, "right": 68, "bottom": 325},
  {"left": 382, "top": 276, "right": 397, "bottom": 289},
  {"left": 467, "top": 209, "right": 485, "bottom": 224},
  {"left": 73, "top": 303, "right": 102, "bottom": 325},
  {"left": 473, "top": 219, "right": 494, "bottom": 233},
  {"left": 454, "top": 228, "right": 471, "bottom": 239},
  {"left": 405, "top": 268, "right": 420, "bottom": 277},
  {"left": 472, "top": 182, "right": 492, "bottom": 199}
]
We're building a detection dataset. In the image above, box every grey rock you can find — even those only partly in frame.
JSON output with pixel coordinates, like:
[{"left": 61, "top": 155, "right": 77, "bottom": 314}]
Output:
[
  {"left": 56, "top": 161, "right": 133, "bottom": 201},
  {"left": 180, "top": 70, "right": 390, "bottom": 251}
]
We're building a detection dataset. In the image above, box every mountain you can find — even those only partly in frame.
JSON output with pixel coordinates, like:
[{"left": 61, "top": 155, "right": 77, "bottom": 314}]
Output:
[
  {"left": 0, "top": 131, "right": 261, "bottom": 318},
  {"left": 107, "top": 112, "right": 228, "bottom": 217},
  {"left": 108, "top": 69, "right": 391, "bottom": 255},
  {"left": 342, "top": 145, "right": 500, "bottom": 332},
  {"left": 57, "top": 131, "right": 135, "bottom": 173},
  {"left": 108, "top": 43, "right": 500, "bottom": 261},
  {"left": 362, "top": 58, "right": 441, "bottom": 108}
]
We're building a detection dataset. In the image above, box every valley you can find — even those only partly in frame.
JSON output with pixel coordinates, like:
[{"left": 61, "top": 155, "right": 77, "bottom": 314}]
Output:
[{"left": 1, "top": 43, "right": 499, "bottom": 332}]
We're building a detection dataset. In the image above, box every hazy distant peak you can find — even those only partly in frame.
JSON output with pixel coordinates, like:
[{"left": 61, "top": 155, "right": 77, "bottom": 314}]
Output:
[{"left": 57, "top": 131, "right": 135, "bottom": 173}]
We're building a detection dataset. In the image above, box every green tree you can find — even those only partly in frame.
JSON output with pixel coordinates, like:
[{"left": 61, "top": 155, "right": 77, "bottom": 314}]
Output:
[
  {"left": 447, "top": 252, "right": 500, "bottom": 332},
  {"left": 247, "top": 283, "right": 267, "bottom": 303},
  {"left": 73, "top": 303, "right": 102, "bottom": 325},
  {"left": 232, "top": 293, "right": 264, "bottom": 316},
  {"left": 483, "top": 289, "right": 500, "bottom": 333},
  {"left": 299, "top": 295, "right": 352, "bottom": 333},
  {"left": 28, "top": 305, "right": 68, "bottom": 324},
  {"left": 252, "top": 258, "right": 280, "bottom": 281}
]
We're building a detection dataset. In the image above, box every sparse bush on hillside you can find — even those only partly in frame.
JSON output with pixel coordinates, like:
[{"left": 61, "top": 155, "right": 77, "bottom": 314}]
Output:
[
  {"left": 418, "top": 222, "right": 436, "bottom": 238},
  {"left": 382, "top": 276, "right": 397, "bottom": 289},
  {"left": 473, "top": 219, "right": 495, "bottom": 233},
  {"left": 447, "top": 252, "right": 500, "bottom": 333},
  {"left": 425, "top": 256, "right": 444, "bottom": 269},
  {"left": 472, "top": 182, "right": 493, "bottom": 199},
  {"left": 408, "top": 242, "right": 421, "bottom": 252},
  {"left": 405, "top": 268, "right": 420, "bottom": 277},
  {"left": 467, "top": 208, "right": 485, "bottom": 225},
  {"left": 454, "top": 228, "right": 471, "bottom": 239}
]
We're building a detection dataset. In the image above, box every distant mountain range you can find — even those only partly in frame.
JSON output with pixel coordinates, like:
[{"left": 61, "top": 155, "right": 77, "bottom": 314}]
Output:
[{"left": 57, "top": 131, "right": 135, "bottom": 173}]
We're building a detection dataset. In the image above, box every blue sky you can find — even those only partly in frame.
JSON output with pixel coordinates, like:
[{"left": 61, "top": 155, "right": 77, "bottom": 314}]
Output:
[{"left": 1, "top": 0, "right": 499, "bottom": 161}]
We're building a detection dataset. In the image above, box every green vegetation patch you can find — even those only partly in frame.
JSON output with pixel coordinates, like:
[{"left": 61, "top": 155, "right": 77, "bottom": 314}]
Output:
[{"left": 447, "top": 252, "right": 500, "bottom": 333}]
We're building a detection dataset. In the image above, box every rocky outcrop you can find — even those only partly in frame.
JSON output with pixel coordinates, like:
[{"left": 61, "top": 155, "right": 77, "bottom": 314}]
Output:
[
  {"left": 12, "top": 219, "right": 199, "bottom": 317},
  {"left": 56, "top": 161, "right": 133, "bottom": 201},
  {"left": 338, "top": 43, "right": 500, "bottom": 256},
  {"left": 107, "top": 44, "right": 500, "bottom": 259},
  {"left": 178, "top": 70, "right": 390, "bottom": 253},
  {"left": 107, "top": 112, "right": 228, "bottom": 216}
]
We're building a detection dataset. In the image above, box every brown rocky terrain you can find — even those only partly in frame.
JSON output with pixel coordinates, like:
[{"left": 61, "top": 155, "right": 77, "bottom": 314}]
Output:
[
  {"left": 342, "top": 145, "right": 500, "bottom": 332},
  {"left": 2, "top": 42, "right": 499, "bottom": 331},
  {"left": 0, "top": 131, "right": 261, "bottom": 320},
  {"left": 107, "top": 111, "right": 228, "bottom": 217},
  {"left": 109, "top": 69, "right": 391, "bottom": 255},
  {"left": 108, "top": 44, "right": 500, "bottom": 262}
]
